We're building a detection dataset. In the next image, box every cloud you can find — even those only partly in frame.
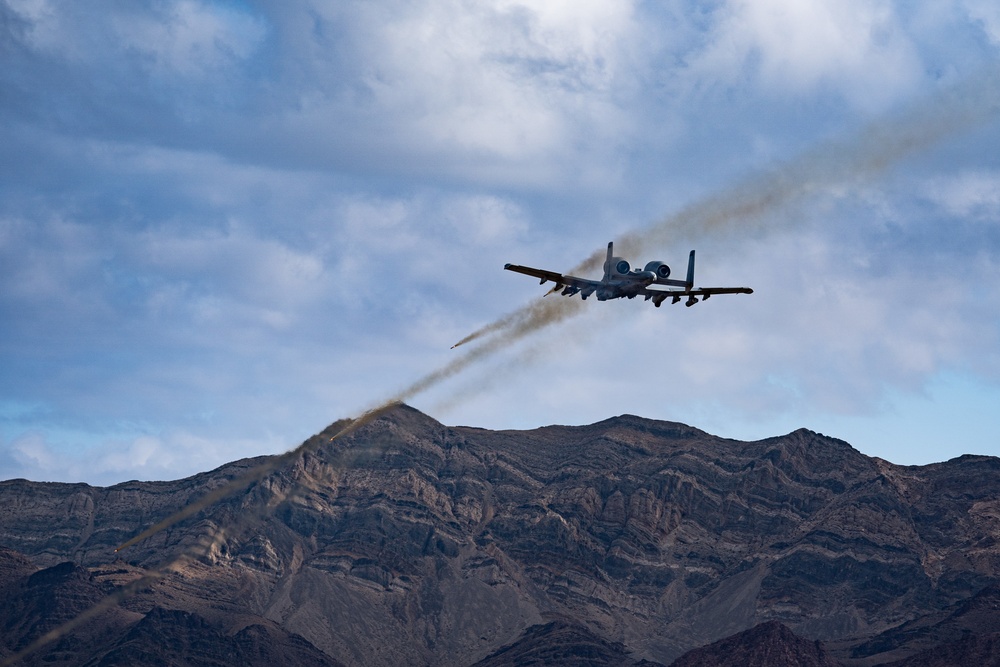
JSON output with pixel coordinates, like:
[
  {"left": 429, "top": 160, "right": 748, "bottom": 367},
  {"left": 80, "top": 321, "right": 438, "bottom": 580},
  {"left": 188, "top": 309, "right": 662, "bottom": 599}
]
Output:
[
  {"left": 681, "top": 0, "right": 923, "bottom": 110},
  {"left": 2, "top": 0, "right": 1000, "bottom": 483},
  {"left": 963, "top": 0, "right": 1000, "bottom": 45},
  {"left": 115, "top": 1, "right": 266, "bottom": 78},
  {"left": 0, "top": 426, "right": 282, "bottom": 484},
  {"left": 248, "top": 0, "right": 647, "bottom": 186},
  {"left": 1, "top": 0, "right": 651, "bottom": 189},
  {"left": 924, "top": 169, "right": 1000, "bottom": 220}
]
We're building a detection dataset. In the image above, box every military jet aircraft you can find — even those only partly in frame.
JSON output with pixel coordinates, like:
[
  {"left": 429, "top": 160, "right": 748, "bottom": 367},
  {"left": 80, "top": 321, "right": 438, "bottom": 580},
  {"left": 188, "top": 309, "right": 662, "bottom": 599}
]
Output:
[{"left": 504, "top": 242, "right": 752, "bottom": 307}]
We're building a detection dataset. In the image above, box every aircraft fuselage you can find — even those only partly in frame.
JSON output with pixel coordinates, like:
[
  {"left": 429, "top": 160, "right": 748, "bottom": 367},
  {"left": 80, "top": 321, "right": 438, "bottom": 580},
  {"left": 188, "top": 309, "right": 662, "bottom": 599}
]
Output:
[{"left": 595, "top": 271, "right": 657, "bottom": 300}]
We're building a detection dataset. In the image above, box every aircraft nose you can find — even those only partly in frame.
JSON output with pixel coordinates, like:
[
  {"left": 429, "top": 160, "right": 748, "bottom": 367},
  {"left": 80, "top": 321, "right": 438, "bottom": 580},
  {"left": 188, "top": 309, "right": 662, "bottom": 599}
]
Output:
[{"left": 638, "top": 270, "right": 656, "bottom": 283}]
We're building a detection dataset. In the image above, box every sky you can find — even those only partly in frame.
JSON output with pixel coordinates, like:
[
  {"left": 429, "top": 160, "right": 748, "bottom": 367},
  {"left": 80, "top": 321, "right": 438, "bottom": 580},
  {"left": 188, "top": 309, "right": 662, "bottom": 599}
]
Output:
[{"left": 1, "top": 0, "right": 999, "bottom": 485}]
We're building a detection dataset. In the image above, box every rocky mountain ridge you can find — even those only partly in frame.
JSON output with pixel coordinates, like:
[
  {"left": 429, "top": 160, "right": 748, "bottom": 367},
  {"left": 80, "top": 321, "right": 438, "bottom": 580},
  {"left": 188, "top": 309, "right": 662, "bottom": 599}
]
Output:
[{"left": 1, "top": 404, "right": 999, "bottom": 665}]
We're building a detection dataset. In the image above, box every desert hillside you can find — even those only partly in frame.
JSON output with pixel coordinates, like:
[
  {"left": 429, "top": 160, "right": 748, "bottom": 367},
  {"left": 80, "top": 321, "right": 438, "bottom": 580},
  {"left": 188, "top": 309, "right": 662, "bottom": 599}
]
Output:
[{"left": 2, "top": 404, "right": 999, "bottom": 666}]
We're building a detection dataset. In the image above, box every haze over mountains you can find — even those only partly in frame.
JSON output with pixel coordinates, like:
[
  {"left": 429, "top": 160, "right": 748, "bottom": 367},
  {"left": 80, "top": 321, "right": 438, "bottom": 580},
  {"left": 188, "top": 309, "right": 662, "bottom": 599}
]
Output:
[{"left": 2, "top": 404, "right": 999, "bottom": 666}]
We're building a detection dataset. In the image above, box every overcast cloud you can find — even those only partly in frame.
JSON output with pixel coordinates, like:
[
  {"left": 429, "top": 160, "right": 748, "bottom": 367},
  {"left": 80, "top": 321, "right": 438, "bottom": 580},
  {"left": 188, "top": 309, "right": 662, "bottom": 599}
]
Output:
[{"left": 1, "top": 0, "right": 999, "bottom": 484}]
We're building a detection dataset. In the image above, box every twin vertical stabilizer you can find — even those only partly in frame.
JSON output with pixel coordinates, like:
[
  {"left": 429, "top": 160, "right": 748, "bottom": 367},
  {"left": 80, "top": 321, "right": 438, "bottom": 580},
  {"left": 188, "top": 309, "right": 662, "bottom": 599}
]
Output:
[{"left": 603, "top": 242, "right": 614, "bottom": 282}]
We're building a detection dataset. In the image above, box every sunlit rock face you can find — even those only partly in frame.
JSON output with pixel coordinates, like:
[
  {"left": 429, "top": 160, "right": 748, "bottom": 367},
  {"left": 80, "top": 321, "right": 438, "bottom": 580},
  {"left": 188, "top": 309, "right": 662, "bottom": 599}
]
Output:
[{"left": 2, "top": 404, "right": 1000, "bottom": 666}]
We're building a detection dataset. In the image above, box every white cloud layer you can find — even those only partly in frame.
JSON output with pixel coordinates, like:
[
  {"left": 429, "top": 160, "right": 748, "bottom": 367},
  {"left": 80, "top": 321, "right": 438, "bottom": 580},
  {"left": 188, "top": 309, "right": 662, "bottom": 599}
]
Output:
[
  {"left": 687, "top": 0, "right": 923, "bottom": 107},
  {"left": 1, "top": 0, "right": 999, "bottom": 483}
]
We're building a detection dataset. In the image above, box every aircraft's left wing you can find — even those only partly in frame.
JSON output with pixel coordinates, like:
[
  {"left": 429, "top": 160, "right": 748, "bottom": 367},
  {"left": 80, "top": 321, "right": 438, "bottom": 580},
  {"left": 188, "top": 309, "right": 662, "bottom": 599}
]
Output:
[
  {"left": 504, "top": 264, "right": 601, "bottom": 294},
  {"left": 504, "top": 264, "right": 565, "bottom": 285}
]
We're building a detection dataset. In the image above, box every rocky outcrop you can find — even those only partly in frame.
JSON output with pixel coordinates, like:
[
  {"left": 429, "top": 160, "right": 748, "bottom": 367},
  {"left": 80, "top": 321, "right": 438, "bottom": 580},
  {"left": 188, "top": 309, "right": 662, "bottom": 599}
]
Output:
[
  {"left": 470, "top": 620, "right": 657, "bottom": 666},
  {"left": 881, "top": 633, "right": 1000, "bottom": 667},
  {"left": 0, "top": 559, "right": 342, "bottom": 666},
  {"left": 1, "top": 404, "right": 1000, "bottom": 666},
  {"left": 0, "top": 559, "right": 139, "bottom": 666},
  {"left": 90, "top": 607, "right": 342, "bottom": 667},
  {"left": 669, "top": 620, "right": 840, "bottom": 667},
  {"left": 845, "top": 583, "right": 1000, "bottom": 665},
  {"left": 0, "top": 456, "right": 275, "bottom": 567}
]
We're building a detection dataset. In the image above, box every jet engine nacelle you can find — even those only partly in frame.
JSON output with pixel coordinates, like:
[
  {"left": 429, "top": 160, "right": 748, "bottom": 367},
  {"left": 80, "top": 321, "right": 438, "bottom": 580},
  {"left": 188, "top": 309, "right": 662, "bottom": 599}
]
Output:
[
  {"left": 643, "top": 261, "right": 671, "bottom": 280},
  {"left": 607, "top": 257, "right": 631, "bottom": 277}
]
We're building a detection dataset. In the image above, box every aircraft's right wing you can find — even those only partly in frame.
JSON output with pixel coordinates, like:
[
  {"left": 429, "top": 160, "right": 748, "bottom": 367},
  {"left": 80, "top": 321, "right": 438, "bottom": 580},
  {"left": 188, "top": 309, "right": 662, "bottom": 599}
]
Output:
[
  {"left": 690, "top": 286, "right": 754, "bottom": 297},
  {"left": 504, "top": 264, "right": 601, "bottom": 294},
  {"left": 637, "top": 285, "right": 753, "bottom": 307}
]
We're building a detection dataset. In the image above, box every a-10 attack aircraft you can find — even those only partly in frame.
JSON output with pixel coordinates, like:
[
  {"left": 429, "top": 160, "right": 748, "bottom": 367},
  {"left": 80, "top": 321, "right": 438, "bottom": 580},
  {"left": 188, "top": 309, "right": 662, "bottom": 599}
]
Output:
[{"left": 504, "top": 241, "right": 753, "bottom": 307}]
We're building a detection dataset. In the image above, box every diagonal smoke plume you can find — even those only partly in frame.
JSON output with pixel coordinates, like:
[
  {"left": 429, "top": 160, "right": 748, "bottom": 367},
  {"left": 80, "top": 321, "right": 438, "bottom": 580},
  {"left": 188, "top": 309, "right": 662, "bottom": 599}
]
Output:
[{"left": 14, "top": 293, "right": 590, "bottom": 662}]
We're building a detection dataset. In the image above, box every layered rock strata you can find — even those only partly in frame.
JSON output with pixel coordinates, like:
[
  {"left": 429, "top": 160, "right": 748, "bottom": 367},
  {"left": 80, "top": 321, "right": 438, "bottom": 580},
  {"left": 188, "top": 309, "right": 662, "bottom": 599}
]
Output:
[{"left": 1, "top": 404, "right": 999, "bottom": 665}]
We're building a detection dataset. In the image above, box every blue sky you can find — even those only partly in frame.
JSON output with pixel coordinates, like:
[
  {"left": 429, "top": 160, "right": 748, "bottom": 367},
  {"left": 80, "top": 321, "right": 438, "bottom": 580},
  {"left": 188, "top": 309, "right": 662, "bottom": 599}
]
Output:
[{"left": 1, "top": 0, "right": 999, "bottom": 484}]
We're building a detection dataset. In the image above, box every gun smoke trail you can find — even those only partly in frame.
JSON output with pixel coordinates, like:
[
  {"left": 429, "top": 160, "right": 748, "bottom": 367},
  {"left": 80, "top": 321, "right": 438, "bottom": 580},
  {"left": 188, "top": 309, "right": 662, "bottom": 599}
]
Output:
[
  {"left": 10, "top": 67, "right": 999, "bottom": 665},
  {"left": 6, "top": 296, "right": 588, "bottom": 663},
  {"left": 113, "top": 402, "right": 398, "bottom": 553},
  {"left": 1, "top": 470, "right": 314, "bottom": 667},
  {"left": 452, "top": 67, "right": 1000, "bottom": 350},
  {"left": 1, "top": 514, "right": 263, "bottom": 667},
  {"left": 1, "top": 568, "right": 166, "bottom": 667},
  {"left": 112, "top": 287, "right": 584, "bottom": 550}
]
